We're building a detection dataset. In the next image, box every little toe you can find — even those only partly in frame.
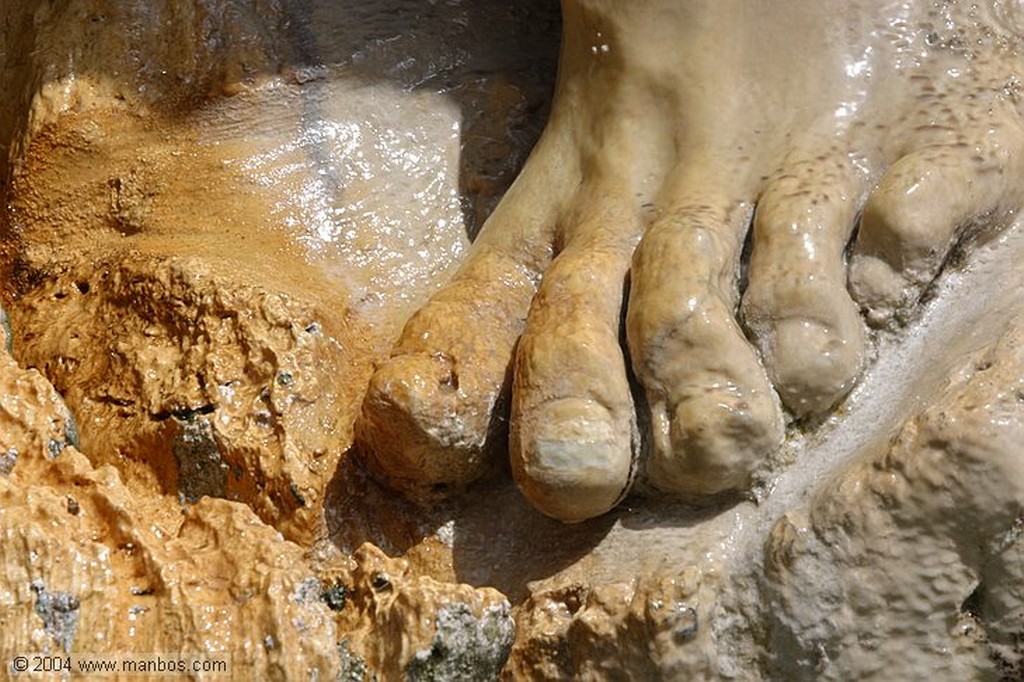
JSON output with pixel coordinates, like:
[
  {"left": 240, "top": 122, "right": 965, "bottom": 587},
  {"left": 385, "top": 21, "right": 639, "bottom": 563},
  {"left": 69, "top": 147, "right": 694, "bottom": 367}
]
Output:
[
  {"left": 742, "top": 160, "right": 868, "bottom": 415},
  {"left": 511, "top": 200, "right": 641, "bottom": 522},
  {"left": 627, "top": 201, "right": 784, "bottom": 497},
  {"left": 850, "top": 118, "right": 1024, "bottom": 326}
]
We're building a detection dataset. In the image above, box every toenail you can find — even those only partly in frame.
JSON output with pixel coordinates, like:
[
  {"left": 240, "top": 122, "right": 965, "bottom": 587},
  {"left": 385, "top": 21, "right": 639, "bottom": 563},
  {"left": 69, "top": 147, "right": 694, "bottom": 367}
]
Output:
[
  {"left": 520, "top": 398, "right": 618, "bottom": 473},
  {"left": 514, "top": 397, "right": 635, "bottom": 522}
]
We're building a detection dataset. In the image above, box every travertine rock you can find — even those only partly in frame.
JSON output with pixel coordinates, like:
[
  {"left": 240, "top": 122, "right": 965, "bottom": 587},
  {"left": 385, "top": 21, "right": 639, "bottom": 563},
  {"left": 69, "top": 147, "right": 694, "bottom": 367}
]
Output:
[
  {"left": 0, "top": 2, "right": 552, "bottom": 679},
  {"left": 3, "top": 0, "right": 1024, "bottom": 680},
  {"left": 339, "top": 544, "right": 515, "bottom": 681},
  {"left": 0, "top": 323, "right": 78, "bottom": 470},
  {"left": 508, "top": 571, "right": 714, "bottom": 680},
  {"left": 762, "top": 317, "right": 1024, "bottom": 680},
  {"left": 9, "top": 247, "right": 360, "bottom": 545},
  {"left": 0, "top": 342, "right": 340, "bottom": 678},
  {"left": 0, "top": 340, "right": 516, "bottom": 680}
]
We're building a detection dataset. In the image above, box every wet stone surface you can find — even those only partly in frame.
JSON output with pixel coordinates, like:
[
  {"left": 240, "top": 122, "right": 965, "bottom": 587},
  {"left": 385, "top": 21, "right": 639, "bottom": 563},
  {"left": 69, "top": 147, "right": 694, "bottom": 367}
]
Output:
[
  {"left": 2, "top": 0, "right": 1024, "bottom": 680},
  {"left": 172, "top": 416, "right": 229, "bottom": 504}
]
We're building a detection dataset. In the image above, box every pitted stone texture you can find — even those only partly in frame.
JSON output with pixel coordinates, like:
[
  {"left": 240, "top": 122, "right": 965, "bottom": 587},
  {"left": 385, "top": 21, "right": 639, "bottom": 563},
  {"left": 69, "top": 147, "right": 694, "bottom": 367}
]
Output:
[
  {"left": 2, "top": 93, "right": 376, "bottom": 545},
  {"left": 762, "top": 317, "right": 1024, "bottom": 680},
  {"left": 338, "top": 544, "right": 514, "bottom": 681},
  {"left": 0, "top": 453, "right": 341, "bottom": 678},
  {"left": 507, "top": 570, "right": 716, "bottom": 680},
  {"left": 0, "top": 330, "right": 517, "bottom": 680},
  {"left": 8, "top": 253, "right": 359, "bottom": 545},
  {"left": 0, "top": 341, "right": 78, "bottom": 471}
]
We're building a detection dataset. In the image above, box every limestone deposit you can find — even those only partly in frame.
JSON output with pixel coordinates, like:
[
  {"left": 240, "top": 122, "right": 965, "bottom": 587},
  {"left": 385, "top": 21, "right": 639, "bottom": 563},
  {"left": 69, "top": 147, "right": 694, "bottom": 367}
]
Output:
[{"left": 3, "top": 1, "right": 1024, "bottom": 680}]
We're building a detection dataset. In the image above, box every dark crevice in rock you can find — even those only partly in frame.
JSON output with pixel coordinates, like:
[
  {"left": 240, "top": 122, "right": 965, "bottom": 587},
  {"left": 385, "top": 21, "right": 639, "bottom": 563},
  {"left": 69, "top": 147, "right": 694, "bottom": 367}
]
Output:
[{"left": 153, "top": 404, "right": 216, "bottom": 422}]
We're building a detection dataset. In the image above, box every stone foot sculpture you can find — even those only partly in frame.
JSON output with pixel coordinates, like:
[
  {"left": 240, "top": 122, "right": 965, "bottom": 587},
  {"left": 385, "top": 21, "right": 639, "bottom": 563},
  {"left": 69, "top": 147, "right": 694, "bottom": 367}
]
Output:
[{"left": 357, "top": 0, "right": 1024, "bottom": 521}]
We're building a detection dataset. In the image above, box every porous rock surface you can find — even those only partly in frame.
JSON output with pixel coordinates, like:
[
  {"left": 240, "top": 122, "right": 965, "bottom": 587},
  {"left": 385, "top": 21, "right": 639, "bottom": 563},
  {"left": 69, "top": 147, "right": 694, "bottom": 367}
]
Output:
[
  {"left": 761, "top": 315, "right": 1024, "bottom": 681},
  {"left": 2, "top": 0, "right": 1024, "bottom": 680}
]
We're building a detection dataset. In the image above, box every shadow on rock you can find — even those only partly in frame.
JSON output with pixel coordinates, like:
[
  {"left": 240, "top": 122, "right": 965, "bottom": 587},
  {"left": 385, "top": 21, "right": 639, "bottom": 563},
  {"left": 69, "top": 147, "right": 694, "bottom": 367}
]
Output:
[
  {"left": 326, "top": 450, "right": 616, "bottom": 604},
  {"left": 449, "top": 477, "right": 618, "bottom": 604}
]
